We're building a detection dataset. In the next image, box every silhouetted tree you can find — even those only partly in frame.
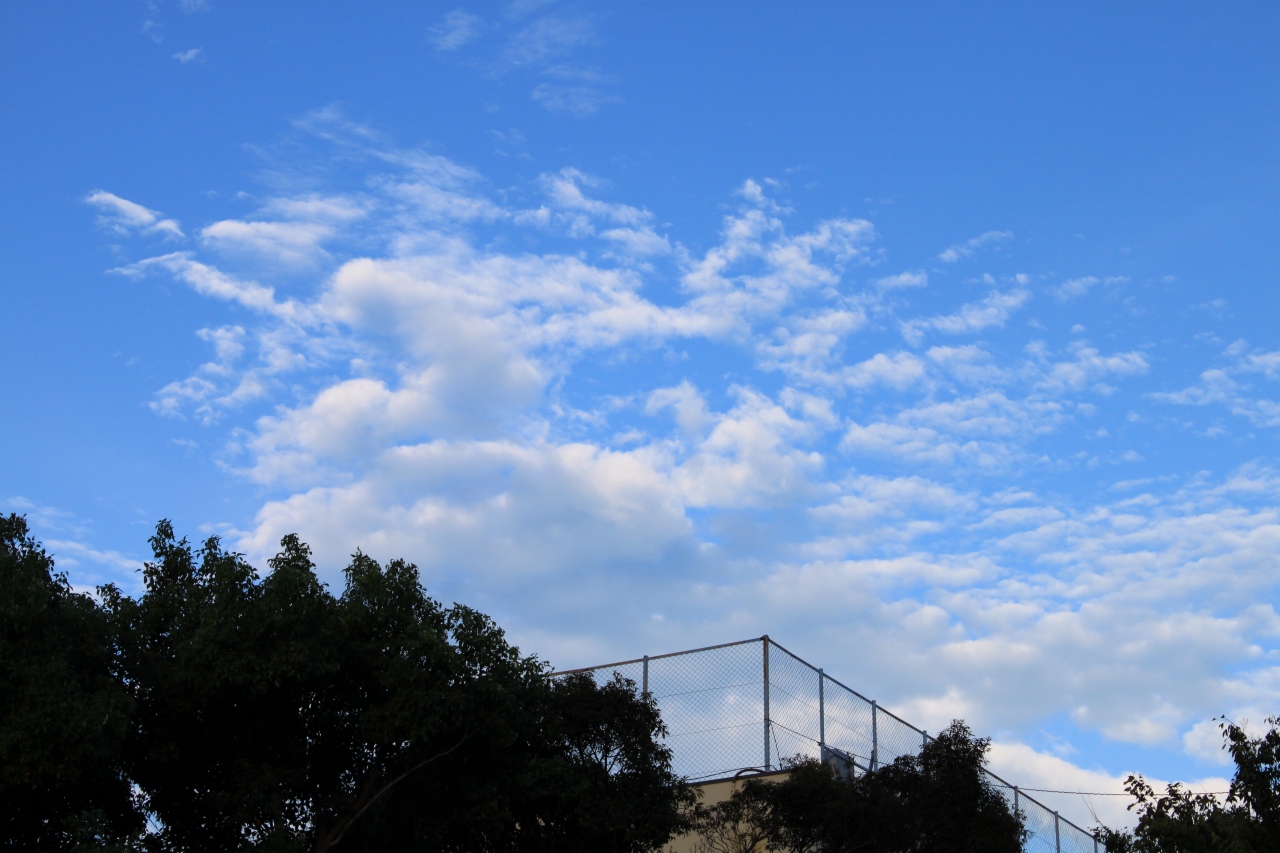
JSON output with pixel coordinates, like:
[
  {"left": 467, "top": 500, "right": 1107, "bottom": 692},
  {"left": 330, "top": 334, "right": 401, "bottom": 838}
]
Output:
[
  {"left": 0, "top": 514, "right": 140, "bottom": 851},
  {"left": 693, "top": 720, "right": 1025, "bottom": 853},
  {"left": 1100, "top": 717, "right": 1280, "bottom": 853},
  {"left": 2, "top": 519, "right": 691, "bottom": 852}
]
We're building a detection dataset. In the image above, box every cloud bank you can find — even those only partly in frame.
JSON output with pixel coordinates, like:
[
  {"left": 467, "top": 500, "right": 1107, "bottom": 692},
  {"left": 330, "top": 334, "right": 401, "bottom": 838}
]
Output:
[{"left": 89, "top": 113, "right": 1280, "bottom": 829}]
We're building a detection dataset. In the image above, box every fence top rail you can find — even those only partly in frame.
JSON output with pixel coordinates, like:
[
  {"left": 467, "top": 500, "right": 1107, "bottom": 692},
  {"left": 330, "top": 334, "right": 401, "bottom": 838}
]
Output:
[
  {"left": 549, "top": 636, "right": 766, "bottom": 677},
  {"left": 768, "top": 638, "right": 928, "bottom": 738},
  {"left": 766, "top": 636, "right": 820, "bottom": 675},
  {"left": 556, "top": 636, "right": 931, "bottom": 741},
  {"left": 981, "top": 769, "right": 1096, "bottom": 837}
]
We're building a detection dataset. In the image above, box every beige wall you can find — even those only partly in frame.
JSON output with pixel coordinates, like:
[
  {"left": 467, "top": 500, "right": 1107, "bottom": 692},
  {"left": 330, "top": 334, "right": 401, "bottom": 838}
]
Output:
[{"left": 664, "top": 770, "right": 791, "bottom": 853}]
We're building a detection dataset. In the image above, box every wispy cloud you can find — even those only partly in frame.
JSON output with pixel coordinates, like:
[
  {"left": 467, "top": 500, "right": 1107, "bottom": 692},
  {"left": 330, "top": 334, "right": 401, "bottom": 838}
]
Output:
[
  {"left": 112, "top": 252, "right": 308, "bottom": 321},
  {"left": 938, "top": 229, "right": 1013, "bottom": 263},
  {"left": 532, "top": 67, "right": 620, "bottom": 116},
  {"left": 876, "top": 269, "right": 927, "bottom": 289},
  {"left": 424, "top": 5, "right": 619, "bottom": 117},
  {"left": 1053, "top": 275, "right": 1097, "bottom": 301},
  {"left": 504, "top": 16, "right": 595, "bottom": 67},
  {"left": 85, "top": 190, "right": 184, "bottom": 238},
  {"left": 1151, "top": 343, "right": 1280, "bottom": 427},
  {"left": 88, "top": 123, "right": 1280, "bottom": 824},
  {"left": 1051, "top": 274, "right": 1127, "bottom": 301},
  {"left": 429, "top": 9, "right": 483, "bottom": 51},
  {"left": 172, "top": 47, "right": 203, "bottom": 64},
  {"left": 900, "top": 288, "right": 1030, "bottom": 345},
  {"left": 44, "top": 539, "right": 144, "bottom": 574}
]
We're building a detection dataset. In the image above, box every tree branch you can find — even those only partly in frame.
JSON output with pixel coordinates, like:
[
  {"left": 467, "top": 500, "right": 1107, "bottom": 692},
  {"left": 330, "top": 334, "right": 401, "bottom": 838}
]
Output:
[{"left": 315, "top": 735, "right": 469, "bottom": 853}]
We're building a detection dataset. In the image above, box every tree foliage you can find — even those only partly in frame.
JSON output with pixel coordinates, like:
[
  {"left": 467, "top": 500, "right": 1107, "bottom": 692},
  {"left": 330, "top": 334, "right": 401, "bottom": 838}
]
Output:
[
  {"left": 1, "top": 516, "right": 691, "bottom": 853},
  {"left": 1100, "top": 718, "right": 1280, "bottom": 853},
  {"left": 692, "top": 720, "right": 1025, "bottom": 853},
  {"left": 0, "top": 514, "right": 139, "bottom": 851}
]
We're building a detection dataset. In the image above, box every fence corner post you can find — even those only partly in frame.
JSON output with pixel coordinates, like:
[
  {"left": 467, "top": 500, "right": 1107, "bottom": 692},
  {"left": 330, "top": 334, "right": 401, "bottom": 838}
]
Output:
[
  {"left": 871, "top": 700, "right": 878, "bottom": 770},
  {"left": 818, "top": 667, "right": 825, "bottom": 754},
  {"left": 642, "top": 654, "right": 649, "bottom": 698},
  {"left": 1055, "top": 810, "right": 1061, "bottom": 853},
  {"left": 762, "top": 635, "right": 771, "bottom": 771}
]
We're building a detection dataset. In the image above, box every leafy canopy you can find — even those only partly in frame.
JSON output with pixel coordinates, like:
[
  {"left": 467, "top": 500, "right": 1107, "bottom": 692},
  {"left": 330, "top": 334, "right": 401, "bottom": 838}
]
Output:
[
  {"left": 1101, "top": 717, "right": 1280, "bottom": 853},
  {"left": 1, "top": 516, "right": 692, "bottom": 853},
  {"left": 0, "top": 514, "right": 138, "bottom": 850},
  {"left": 692, "top": 720, "right": 1026, "bottom": 853}
]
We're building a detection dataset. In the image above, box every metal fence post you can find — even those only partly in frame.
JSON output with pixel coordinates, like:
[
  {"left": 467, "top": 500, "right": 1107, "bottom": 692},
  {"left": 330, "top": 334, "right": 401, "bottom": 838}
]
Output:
[
  {"left": 922, "top": 729, "right": 928, "bottom": 750},
  {"left": 1013, "top": 786, "right": 1019, "bottom": 813},
  {"left": 763, "top": 636, "right": 771, "bottom": 771},
  {"left": 871, "top": 700, "right": 878, "bottom": 770},
  {"left": 818, "top": 668, "right": 825, "bottom": 754},
  {"left": 1094, "top": 832, "right": 1099, "bottom": 853},
  {"left": 642, "top": 655, "right": 649, "bottom": 698},
  {"left": 1055, "top": 811, "right": 1061, "bottom": 853}
]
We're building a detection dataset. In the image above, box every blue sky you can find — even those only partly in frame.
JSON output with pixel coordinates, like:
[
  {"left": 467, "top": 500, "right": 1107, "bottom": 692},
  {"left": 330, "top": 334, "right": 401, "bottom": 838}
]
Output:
[{"left": 5, "top": 0, "right": 1280, "bottom": 827}]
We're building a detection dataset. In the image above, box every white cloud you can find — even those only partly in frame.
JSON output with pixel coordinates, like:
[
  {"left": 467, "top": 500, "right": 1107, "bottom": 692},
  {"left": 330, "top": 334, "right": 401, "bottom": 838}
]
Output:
[
  {"left": 194, "top": 192, "right": 372, "bottom": 267},
  {"left": 124, "top": 167, "right": 882, "bottom": 425},
  {"left": 172, "top": 47, "right": 203, "bottom": 63},
  {"left": 494, "top": 17, "right": 614, "bottom": 114},
  {"left": 1031, "top": 343, "right": 1149, "bottom": 394},
  {"left": 1152, "top": 346, "right": 1280, "bottom": 427},
  {"left": 844, "top": 352, "right": 928, "bottom": 391},
  {"left": 647, "top": 382, "right": 713, "bottom": 437},
  {"left": 2, "top": 498, "right": 144, "bottom": 592},
  {"left": 601, "top": 226, "right": 673, "bottom": 256},
  {"left": 876, "top": 269, "right": 927, "bottom": 289},
  {"left": 538, "top": 168, "right": 652, "bottom": 230},
  {"left": 201, "top": 219, "right": 335, "bottom": 266},
  {"left": 85, "top": 190, "right": 183, "bottom": 238},
  {"left": 841, "top": 421, "right": 965, "bottom": 465},
  {"left": 985, "top": 741, "right": 1230, "bottom": 830},
  {"left": 110, "top": 131, "right": 1280, "bottom": 807},
  {"left": 429, "top": 10, "right": 483, "bottom": 51},
  {"left": 1053, "top": 275, "right": 1098, "bottom": 301},
  {"left": 836, "top": 340, "right": 1145, "bottom": 470},
  {"left": 505, "top": 16, "right": 595, "bottom": 67},
  {"left": 383, "top": 177, "right": 506, "bottom": 223},
  {"left": 433, "top": 8, "right": 615, "bottom": 116},
  {"left": 756, "top": 310, "right": 868, "bottom": 384},
  {"left": 938, "top": 230, "right": 1013, "bottom": 263},
  {"left": 531, "top": 67, "right": 621, "bottom": 116},
  {"left": 901, "top": 289, "right": 1030, "bottom": 345},
  {"left": 245, "top": 360, "right": 544, "bottom": 485},
  {"left": 531, "top": 81, "right": 620, "bottom": 116},
  {"left": 150, "top": 325, "right": 291, "bottom": 422},
  {"left": 670, "top": 387, "right": 829, "bottom": 509},
  {"left": 258, "top": 193, "right": 368, "bottom": 223},
  {"left": 239, "top": 438, "right": 694, "bottom": 586},
  {"left": 44, "top": 539, "right": 144, "bottom": 574},
  {"left": 680, "top": 182, "right": 875, "bottom": 330},
  {"left": 114, "top": 252, "right": 305, "bottom": 320},
  {"left": 1052, "top": 275, "right": 1128, "bottom": 302},
  {"left": 926, "top": 344, "right": 1007, "bottom": 385}
]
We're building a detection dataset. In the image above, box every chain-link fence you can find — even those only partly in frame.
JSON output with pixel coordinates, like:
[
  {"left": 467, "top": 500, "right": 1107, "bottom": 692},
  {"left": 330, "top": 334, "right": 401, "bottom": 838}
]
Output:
[{"left": 555, "top": 636, "right": 1105, "bottom": 853}]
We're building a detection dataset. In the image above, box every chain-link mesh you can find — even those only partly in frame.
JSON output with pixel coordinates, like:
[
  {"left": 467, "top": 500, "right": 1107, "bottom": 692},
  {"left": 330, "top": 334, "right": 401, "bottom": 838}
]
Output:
[{"left": 556, "top": 637, "right": 1106, "bottom": 852}]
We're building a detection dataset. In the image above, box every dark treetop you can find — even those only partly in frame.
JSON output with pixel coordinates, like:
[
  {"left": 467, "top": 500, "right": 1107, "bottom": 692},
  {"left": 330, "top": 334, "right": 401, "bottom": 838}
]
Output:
[{"left": 1, "top": 515, "right": 692, "bottom": 853}]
